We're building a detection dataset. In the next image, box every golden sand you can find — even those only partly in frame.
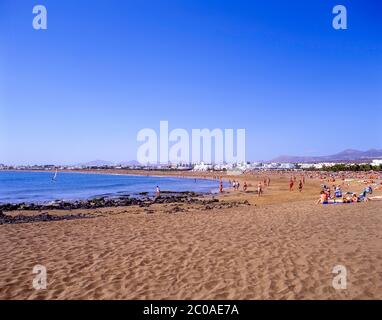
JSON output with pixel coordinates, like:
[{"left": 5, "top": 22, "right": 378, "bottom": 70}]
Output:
[{"left": 0, "top": 172, "right": 381, "bottom": 299}]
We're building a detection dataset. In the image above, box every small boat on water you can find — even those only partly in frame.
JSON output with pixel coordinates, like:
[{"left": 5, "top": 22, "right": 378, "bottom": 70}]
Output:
[{"left": 52, "top": 169, "right": 58, "bottom": 181}]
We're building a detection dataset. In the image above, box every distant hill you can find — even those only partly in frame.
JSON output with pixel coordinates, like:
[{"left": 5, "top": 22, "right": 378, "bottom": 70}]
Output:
[
  {"left": 76, "top": 160, "right": 142, "bottom": 167},
  {"left": 120, "top": 160, "right": 141, "bottom": 166},
  {"left": 270, "top": 149, "right": 382, "bottom": 163},
  {"left": 77, "top": 160, "right": 115, "bottom": 167}
]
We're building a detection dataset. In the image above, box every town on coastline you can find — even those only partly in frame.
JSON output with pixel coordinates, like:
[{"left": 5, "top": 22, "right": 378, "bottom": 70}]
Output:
[{"left": 1, "top": 159, "right": 382, "bottom": 173}]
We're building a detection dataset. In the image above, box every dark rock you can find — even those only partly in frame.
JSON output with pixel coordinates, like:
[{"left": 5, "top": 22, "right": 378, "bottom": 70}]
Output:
[
  {"left": 0, "top": 212, "right": 95, "bottom": 225},
  {"left": 0, "top": 191, "right": 210, "bottom": 216}
]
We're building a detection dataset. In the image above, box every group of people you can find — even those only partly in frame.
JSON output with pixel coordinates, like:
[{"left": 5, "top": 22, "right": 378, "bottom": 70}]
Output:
[
  {"left": 289, "top": 175, "right": 305, "bottom": 192},
  {"left": 229, "top": 178, "right": 269, "bottom": 196},
  {"left": 317, "top": 184, "right": 373, "bottom": 204},
  {"left": 231, "top": 180, "right": 241, "bottom": 191}
]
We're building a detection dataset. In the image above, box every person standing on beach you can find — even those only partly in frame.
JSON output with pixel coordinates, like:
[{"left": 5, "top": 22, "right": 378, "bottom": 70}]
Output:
[
  {"left": 243, "top": 181, "right": 248, "bottom": 192},
  {"left": 156, "top": 186, "right": 160, "bottom": 198},
  {"left": 326, "top": 186, "right": 331, "bottom": 199},
  {"left": 289, "top": 178, "right": 294, "bottom": 191},
  {"left": 298, "top": 180, "right": 303, "bottom": 192},
  {"left": 257, "top": 181, "right": 262, "bottom": 197}
]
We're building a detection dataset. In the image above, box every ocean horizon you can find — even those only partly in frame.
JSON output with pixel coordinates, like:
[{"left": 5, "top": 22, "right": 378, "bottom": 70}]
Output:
[{"left": 0, "top": 171, "right": 221, "bottom": 204}]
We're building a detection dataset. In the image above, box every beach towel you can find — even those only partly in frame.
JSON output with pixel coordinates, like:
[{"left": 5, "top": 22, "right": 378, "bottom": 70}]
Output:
[{"left": 368, "top": 196, "right": 382, "bottom": 201}]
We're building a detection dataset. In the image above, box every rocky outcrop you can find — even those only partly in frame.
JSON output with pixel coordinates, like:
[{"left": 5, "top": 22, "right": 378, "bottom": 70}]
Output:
[
  {"left": 0, "top": 212, "right": 95, "bottom": 225},
  {"left": 0, "top": 192, "right": 251, "bottom": 224},
  {"left": 0, "top": 192, "right": 209, "bottom": 212}
]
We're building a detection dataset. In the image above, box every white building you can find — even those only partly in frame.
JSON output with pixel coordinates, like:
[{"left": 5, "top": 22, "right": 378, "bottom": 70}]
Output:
[
  {"left": 262, "top": 163, "right": 280, "bottom": 169},
  {"left": 299, "top": 163, "right": 316, "bottom": 169},
  {"left": 371, "top": 159, "right": 382, "bottom": 166},
  {"left": 251, "top": 162, "right": 263, "bottom": 168},
  {"left": 279, "top": 163, "right": 296, "bottom": 169},
  {"left": 193, "top": 162, "right": 213, "bottom": 171},
  {"left": 213, "top": 163, "right": 232, "bottom": 171},
  {"left": 236, "top": 162, "right": 252, "bottom": 171},
  {"left": 299, "top": 162, "right": 337, "bottom": 169}
]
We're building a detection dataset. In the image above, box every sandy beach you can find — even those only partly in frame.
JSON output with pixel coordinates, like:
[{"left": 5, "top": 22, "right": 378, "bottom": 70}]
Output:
[
  {"left": 0, "top": 171, "right": 381, "bottom": 300},
  {"left": 3, "top": 0, "right": 382, "bottom": 305}
]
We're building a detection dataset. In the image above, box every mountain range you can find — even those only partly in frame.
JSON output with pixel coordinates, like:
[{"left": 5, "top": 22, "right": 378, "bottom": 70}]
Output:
[
  {"left": 270, "top": 149, "right": 382, "bottom": 163},
  {"left": 76, "top": 149, "right": 382, "bottom": 167}
]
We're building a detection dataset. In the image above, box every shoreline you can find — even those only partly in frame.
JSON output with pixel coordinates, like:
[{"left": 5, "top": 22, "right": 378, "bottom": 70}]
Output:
[
  {"left": 0, "top": 170, "right": 226, "bottom": 206},
  {"left": 2, "top": 168, "right": 381, "bottom": 207}
]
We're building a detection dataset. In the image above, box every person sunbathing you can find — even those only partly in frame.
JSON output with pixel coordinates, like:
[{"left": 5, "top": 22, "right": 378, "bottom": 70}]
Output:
[
  {"left": 317, "top": 191, "right": 328, "bottom": 204},
  {"left": 334, "top": 185, "right": 342, "bottom": 198},
  {"left": 342, "top": 196, "right": 351, "bottom": 203}
]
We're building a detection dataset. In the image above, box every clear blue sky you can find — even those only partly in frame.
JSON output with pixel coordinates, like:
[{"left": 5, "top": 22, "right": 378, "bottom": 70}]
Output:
[{"left": 1, "top": 0, "right": 381, "bottom": 165}]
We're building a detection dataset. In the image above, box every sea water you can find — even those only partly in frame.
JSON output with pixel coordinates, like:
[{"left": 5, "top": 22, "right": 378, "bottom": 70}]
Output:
[{"left": 0, "top": 171, "right": 221, "bottom": 204}]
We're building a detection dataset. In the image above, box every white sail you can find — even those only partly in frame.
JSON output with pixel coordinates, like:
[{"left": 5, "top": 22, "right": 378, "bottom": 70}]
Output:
[{"left": 52, "top": 169, "right": 58, "bottom": 181}]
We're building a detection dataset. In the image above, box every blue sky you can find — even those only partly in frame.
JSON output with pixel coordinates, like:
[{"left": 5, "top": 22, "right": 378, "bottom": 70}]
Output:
[{"left": 1, "top": 0, "right": 381, "bottom": 165}]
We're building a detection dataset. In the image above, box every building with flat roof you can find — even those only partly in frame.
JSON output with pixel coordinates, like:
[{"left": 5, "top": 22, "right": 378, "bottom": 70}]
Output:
[{"left": 371, "top": 159, "right": 382, "bottom": 166}]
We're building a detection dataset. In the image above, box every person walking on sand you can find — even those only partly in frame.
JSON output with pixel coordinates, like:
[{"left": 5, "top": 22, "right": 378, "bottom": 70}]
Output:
[
  {"left": 156, "top": 186, "right": 160, "bottom": 198},
  {"left": 243, "top": 181, "right": 248, "bottom": 192},
  {"left": 257, "top": 181, "right": 262, "bottom": 197},
  {"left": 289, "top": 179, "right": 294, "bottom": 191},
  {"left": 298, "top": 180, "right": 303, "bottom": 192}
]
